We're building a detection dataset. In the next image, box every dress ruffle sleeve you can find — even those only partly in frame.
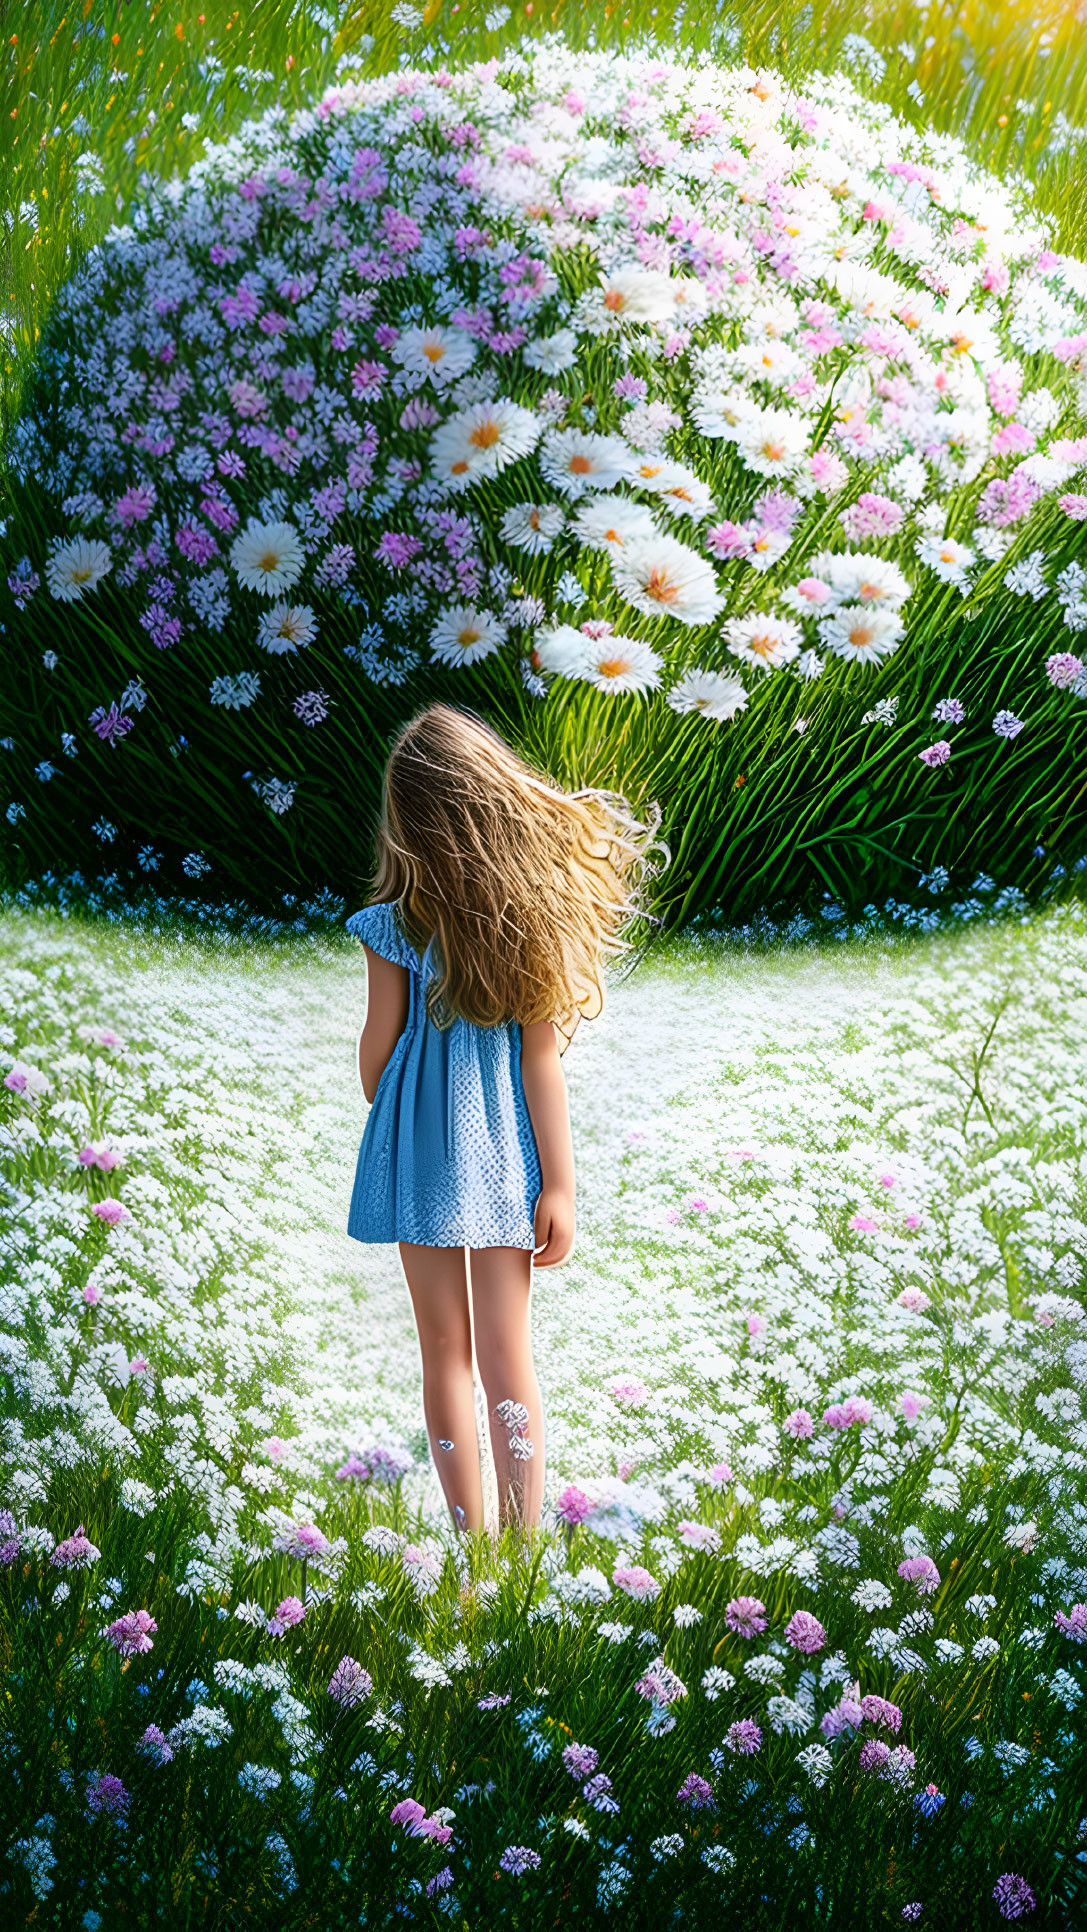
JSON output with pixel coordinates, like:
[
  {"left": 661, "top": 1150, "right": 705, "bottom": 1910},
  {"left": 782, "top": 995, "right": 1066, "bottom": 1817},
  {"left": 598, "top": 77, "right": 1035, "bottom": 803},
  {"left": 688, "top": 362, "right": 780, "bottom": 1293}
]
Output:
[{"left": 345, "top": 902, "right": 419, "bottom": 972}]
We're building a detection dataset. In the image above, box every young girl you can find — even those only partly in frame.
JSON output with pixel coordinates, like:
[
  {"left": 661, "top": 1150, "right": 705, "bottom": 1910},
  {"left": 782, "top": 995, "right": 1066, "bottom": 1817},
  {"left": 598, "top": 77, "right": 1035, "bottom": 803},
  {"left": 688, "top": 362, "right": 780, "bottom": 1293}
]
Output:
[{"left": 345, "top": 701, "right": 663, "bottom": 1539}]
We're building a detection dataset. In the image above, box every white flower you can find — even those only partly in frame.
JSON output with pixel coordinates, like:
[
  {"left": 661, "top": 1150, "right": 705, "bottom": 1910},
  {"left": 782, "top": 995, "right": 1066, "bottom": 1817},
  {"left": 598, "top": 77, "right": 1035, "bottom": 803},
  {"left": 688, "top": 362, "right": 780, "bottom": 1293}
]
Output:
[
  {"left": 597, "top": 263, "right": 682, "bottom": 323},
  {"left": 724, "top": 613, "right": 803, "bottom": 671},
  {"left": 650, "top": 1834, "right": 685, "bottom": 1862},
  {"left": 701, "top": 1665, "right": 736, "bottom": 1698},
  {"left": 820, "top": 605, "right": 905, "bottom": 664},
  {"left": 734, "top": 406, "right": 810, "bottom": 479},
  {"left": 430, "top": 398, "right": 540, "bottom": 489},
  {"left": 392, "top": 324, "right": 477, "bottom": 387},
  {"left": 522, "top": 328, "right": 579, "bottom": 373},
  {"left": 535, "top": 623, "right": 592, "bottom": 677},
  {"left": 915, "top": 534, "right": 975, "bottom": 583},
  {"left": 256, "top": 605, "right": 317, "bottom": 654},
  {"left": 210, "top": 671, "right": 262, "bottom": 709},
  {"left": 795, "top": 1743, "right": 834, "bottom": 1788},
  {"left": 571, "top": 495, "right": 661, "bottom": 552},
  {"left": 610, "top": 533, "right": 723, "bottom": 626},
  {"left": 580, "top": 635, "right": 663, "bottom": 695},
  {"left": 808, "top": 551, "right": 912, "bottom": 608},
  {"left": 229, "top": 520, "right": 305, "bottom": 597},
  {"left": 499, "top": 502, "right": 566, "bottom": 555},
  {"left": 852, "top": 1579, "right": 894, "bottom": 1611},
  {"left": 672, "top": 1602, "right": 703, "bottom": 1627},
  {"left": 666, "top": 668, "right": 749, "bottom": 721},
  {"left": 539, "top": 428, "right": 634, "bottom": 497},
  {"left": 45, "top": 537, "right": 112, "bottom": 603},
  {"left": 628, "top": 459, "right": 716, "bottom": 522},
  {"left": 1002, "top": 1519, "right": 1039, "bottom": 1554},
  {"left": 429, "top": 604, "right": 506, "bottom": 667}
]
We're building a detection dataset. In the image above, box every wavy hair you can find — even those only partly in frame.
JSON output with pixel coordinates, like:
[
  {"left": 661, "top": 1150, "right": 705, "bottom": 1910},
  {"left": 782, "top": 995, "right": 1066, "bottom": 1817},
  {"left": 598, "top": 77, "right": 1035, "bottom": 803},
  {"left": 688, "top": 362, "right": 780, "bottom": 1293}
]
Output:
[{"left": 366, "top": 703, "right": 668, "bottom": 1047}]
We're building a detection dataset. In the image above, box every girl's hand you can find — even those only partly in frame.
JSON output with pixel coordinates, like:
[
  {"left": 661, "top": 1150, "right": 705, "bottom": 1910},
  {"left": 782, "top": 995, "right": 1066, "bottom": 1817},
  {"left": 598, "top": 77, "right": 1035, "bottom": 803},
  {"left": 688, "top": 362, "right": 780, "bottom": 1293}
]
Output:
[{"left": 532, "top": 1187, "right": 575, "bottom": 1267}]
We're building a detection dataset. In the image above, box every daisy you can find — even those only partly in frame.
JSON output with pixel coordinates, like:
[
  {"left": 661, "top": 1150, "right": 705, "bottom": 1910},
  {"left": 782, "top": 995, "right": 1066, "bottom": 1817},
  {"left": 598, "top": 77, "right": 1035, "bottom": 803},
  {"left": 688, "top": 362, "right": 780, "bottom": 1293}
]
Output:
[
  {"left": 522, "top": 327, "right": 579, "bottom": 373},
  {"left": 539, "top": 428, "right": 634, "bottom": 497},
  {"left": 429, "top": 399, "right": 540, "bottom": 489},
  {"left": 667, "top": 668, "right": 749, "bottom": 720},
  {"left": 499, "top": 502, "right": 566, "bottom": 555},
  {"left": 534, "top": 624, "right": 592, "bottom": 677},
  {"left": 915, "top": 534, "right": 975, "bottom": 584},
  {"left": 598, "top": 263, "right": 680, "bottom": 323},
  {"left": 733, "top": 338, "right": 806, "bottom": 387},
  {"left": 724, "top": 614, "right": 802, "bottom": 671},
  {"left": 630, "top": 460, "right": 716, "bottom": 522},
  {"left": 45, "top": 536, "right": 113, "bottom": 603},
  {"left": 808, "top": 551, "right": 911, "bottom": 608},
  {"left": 734, "top": 406, "right": 809, "bottom": 479},
  {"left": 429, "top": 604, "right": 507, "bottom": 667},
  {"left": 229, "top": 519, "right": 305, "bottom": 597},
  {"left": 580, "top": 635, "right": 663, "bottom": 695},
  {"left": 610, "top": 533, "right": 723, "bottom": 626},
  {"left": 691, "top": 386, "right": 757, "bottom": 439},
  {"left": 820, "top": 605, "right": 904, "bottom": 664},
  {"left": 256, "top": 604, "right": 318, "bottom": 653},
  {"left": 571, "top": 495, "right": 661, "bottom": 552},
  {"left": 392, "top": 324, "right": 477, "bottom": 387}
]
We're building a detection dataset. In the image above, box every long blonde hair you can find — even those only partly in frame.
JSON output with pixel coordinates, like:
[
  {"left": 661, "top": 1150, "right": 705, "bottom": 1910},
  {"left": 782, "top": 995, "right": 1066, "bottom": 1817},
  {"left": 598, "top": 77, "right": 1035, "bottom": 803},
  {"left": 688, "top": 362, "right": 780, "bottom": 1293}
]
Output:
[{"left": 366, "top": 702, "right": 668, "bottom": 1044}]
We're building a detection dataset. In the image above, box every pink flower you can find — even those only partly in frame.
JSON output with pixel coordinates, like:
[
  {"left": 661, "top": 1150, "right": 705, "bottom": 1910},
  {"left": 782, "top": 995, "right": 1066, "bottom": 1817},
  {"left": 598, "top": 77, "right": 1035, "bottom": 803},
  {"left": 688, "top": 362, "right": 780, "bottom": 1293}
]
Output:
[
  {"left": 793, "top": 576, "right": 832, "bottom": 606},
  {"left": 616, "top": 1458, "right": 640, "bottom": 1482},
  {"left": 1054, "top": 1604, "right": 1087, "bottom": 1641},
  {"left": 274, "top": 1522, "right": 330, "bottom": 1562},
  {"left": 82, "top": 1282, "right": 102, "bottom": 1307},
  {"left": 1045, "top": 652, "right": 1084, "bottom": 689},
  {"left": 91, "top": 1199, "right": 131, "bottom": 1226},
  {"left": 849, "top": 1214, "right": 880, "bottom": 1233},
  {"left": 78, "top": 1143, "right": 122, "bottom": 1170},
  {"left": 556, "top": 1484, "right": 595, "bottom": 1527},
  {"left": 1058, "top": 493, "right": 1087, "bottom": 520},
  {"left": 107, "top": 1608, "right": 157, "bottom": 1656},
  {"left": 129, "top": 1356, "right": 149, "bottom": 1376},
  {"left": 267, "top": 1595, "right": 306, "bottom": 1636},
  {"left": 903, "top": 1213, "right": 922, "bottom": 1230},
  {"left": 1034, "top": 1307, "right": 1054, "bottom": 1328},
  {"left": 705, "top": 1461, "right": 734, "bottom": 1487},
  {"left": 262, "top": 1437, "right": 288, "bottom": 1462},
  {"left": 612, "top": 1565, "right": 660, "bottom": 1601},
  {"left": 678, "top": 1520, "right": 721, "bottom": 1551},
  {"left": 783, "top": 1408, "right": 814, "bottom": 1438},
  {"left": 900, "top": 1391, "right": 929, "bottom": 1423},
  {"left": 328, "top": 1656, "right": 373, "bottom": 1707},
  {"left": 417, "top": 1815, "right": 454, "bottom": 1844},
  {"left": 823, "top": 1398, "right": 871, "bottom": 1429},
  {"left": 744, "top": 1313, "right": 767, "bottom": 1340},
  {"left": 50, "top": 1524, "right": 101, "bottom": 1570},
  {"left": 609, "top": 1376, "right": 649, "bottom": 1409},
  {"left": 878, "top": 1172, "right": 897, "bottom": 1189},
  {"left": 897, "top": 1285, "right": 930, "bottom": 1311},
  {"left": 898, "top": 1554, "right": 940, "bottom": 1596},
  {"left": 390, "top": 1797, "right": 428, "bottom": 1832},
  {"left": 859, "top": 1738, "right": 891, "bottom": 1773},
  {"left": 860, "top": 1694, "right": 902, "bottom": 1732},
  {"left": 724, "top": 1596, "right": 766, "bottom": 1638},
  {"left": 724, "top": 1719, "right": 762, "bottom": 1754},
  {"left": 784, "top": 1610, "right": 827, "bottom": 1654},
  {"left": 918, "top": 740, "right": 952, "bottom": 768}
]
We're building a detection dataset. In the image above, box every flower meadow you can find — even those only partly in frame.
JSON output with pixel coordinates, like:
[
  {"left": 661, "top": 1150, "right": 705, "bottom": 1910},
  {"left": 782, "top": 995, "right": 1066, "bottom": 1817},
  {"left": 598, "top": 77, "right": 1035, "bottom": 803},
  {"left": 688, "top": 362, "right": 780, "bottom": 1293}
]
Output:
[
  {"left": 2, "top": 892, "right": 1086, "bottom": 1926},
  {"left": 4, "top": 32, "right": 1087, "bottom": 922}
]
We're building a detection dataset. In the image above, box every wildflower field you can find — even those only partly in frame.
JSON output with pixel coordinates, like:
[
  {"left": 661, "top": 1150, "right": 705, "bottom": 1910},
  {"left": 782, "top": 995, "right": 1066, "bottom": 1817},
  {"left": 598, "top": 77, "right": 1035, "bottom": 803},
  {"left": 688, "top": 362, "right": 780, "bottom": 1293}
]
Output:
[
  {"left": 2, "top": 0, "right": 1087, "bottom": 923},
  {"left": 2, "top": 880, "right": 1086, "bottom": 1926}
]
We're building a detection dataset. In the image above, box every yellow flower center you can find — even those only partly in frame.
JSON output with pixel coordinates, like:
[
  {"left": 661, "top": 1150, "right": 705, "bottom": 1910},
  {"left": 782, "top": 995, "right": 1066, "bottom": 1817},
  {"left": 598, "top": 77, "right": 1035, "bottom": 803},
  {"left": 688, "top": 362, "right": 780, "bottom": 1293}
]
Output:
[
  {"left": 597, "top": 655, "right": 632, "bottom": 677},
  {"left": 259, "top": 552, "right": 280, "bottom": 573},
  {"left": 760, "top": 439, "right": 787, "bottom": 463},
  {"left": 643, "top": 569, "right": 679, "bottom": 604},
  {"left": 603, "top": 288, "right": 627, "bottom": 312},
  {"left": 569, "top": 454, "right": 594, "bottom": 474},
  {"left": 423, "top": 341, "right": 446, "bottom": 363},
  {"left": 469, "top": 420, "right": 501, "bottom": 449},
  {"left": 457, "top": 627, "right": 483, "bottom": 647}
]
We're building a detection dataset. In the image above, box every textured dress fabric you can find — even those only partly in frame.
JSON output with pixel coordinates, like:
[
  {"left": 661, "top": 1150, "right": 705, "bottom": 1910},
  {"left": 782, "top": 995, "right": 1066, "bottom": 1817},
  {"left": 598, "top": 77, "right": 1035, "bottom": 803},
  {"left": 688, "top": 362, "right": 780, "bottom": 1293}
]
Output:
[{"left": 345, "top": 901, "right": 544, "bottom": 1249}]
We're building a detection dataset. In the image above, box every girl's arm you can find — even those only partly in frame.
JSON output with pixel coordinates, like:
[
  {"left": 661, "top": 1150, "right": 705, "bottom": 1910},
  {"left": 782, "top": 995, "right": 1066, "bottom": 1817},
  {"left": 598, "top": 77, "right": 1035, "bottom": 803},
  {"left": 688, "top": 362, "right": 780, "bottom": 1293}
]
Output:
[
  {"left": 520, "top": 1019, "right": 576, "bottom": 1267},
  {"left": 358, "top": 947, "right": 410, "bottom": 1103}
]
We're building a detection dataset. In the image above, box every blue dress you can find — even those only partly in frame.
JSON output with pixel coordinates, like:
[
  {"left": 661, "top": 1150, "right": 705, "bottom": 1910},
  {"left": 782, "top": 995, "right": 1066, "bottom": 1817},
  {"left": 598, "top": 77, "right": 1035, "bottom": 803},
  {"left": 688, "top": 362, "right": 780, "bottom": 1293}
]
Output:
[{"left": 345, "top": 901, "right": 544, "bottom": 1249}]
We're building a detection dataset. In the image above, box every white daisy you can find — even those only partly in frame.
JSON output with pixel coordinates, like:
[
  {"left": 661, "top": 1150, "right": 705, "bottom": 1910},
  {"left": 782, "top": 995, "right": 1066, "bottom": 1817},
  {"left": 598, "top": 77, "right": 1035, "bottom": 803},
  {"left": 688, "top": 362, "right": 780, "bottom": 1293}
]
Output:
[
  {"left": 733, "top": 338, "right": 806, "bottom": 387},
  {"left": 579, "top": 635, "right": 663, "bottom": 694},
  {"left": 499, "top": 502, "right": 566, "bottom": 555},
  {"left": 229, "top": 519, "right": 305, "bottom": 597},
  {"left": 690, "top": 386, "right": 757, "bottom": 439},
  {"left": 666, "top": 668, "right": 749, "bottom": 721},
  {"left": 429, "top": 399, "right": 540, "bottom": 489},
  {"left": 724, "top": 614, "right": 803, "bottom": 672},
  {"left": 734, "top": 406, "right": 810, "bottom": 479},
  {"left": 628, "top": 459, "right": 716, "bottom": 522},
  {"left": 819, "top": 605, "right": 905, "bottom": 664},
  {"left": 534, "top": 624, "right": 592, "bottom": 677},
  {"left": 392, "top": 324, "right": 477, "bottom": 387},
  {"left": 572, "top": 496, "right": 662, "bottom": 553},
  {"left": 538, "top": 428, "right": 634, "bottom": 497},
  {"left": 609, "top": 534, "right": 723, "bottom": 627},
  {"left": 806, "top": 551, "right": 911, "bottom": 608},
  {"left": 429, "top": 604, "right": 506, "bottom": 667},
  {"left": 915, "top": 534, "right": 976, "bottom": 583},
  {"left": 598, "top": 263, "right": 681, "bottom": 323},
  {"left": 522, "top": 328, "right": 579, "bottom": 374},
  {"left": 45, "top": 536, "right": 113, "bottom": 603},
  {"left": 256, "top": 603, "right": 318, "bottom": 654}
]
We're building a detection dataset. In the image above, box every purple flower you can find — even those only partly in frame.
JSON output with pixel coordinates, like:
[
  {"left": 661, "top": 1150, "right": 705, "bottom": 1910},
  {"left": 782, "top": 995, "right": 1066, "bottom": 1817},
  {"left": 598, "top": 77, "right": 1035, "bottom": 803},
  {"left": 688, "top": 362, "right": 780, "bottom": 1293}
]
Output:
[
  {"left": 267, "top": 1595, "right": 306, "bottom": 1636},
  {"left": 676, "top": 1772, "right": 715, "bottom": 1808},
  {"left": 562, "top": 1741, "right": 598, "bottom": 1778},
  {"left": 478, "top": 1692, "right": 511, "bottom": 1710},
  {"left": 273, "top": 1522, "right": 330, "bottom": 1562},
  {"left": 860, "top": 1695, "right": 902, "bottom": 1733},
  {"left": 612, "top": 1564, "right": 660, "bottom": 1601},
  {"left": 724, "top": 1720, "right": 762, "bottom": 1755},
  {"left": 390, "top": 1798, "right": 427, "bottom": 1832},
  {"left": 724, "top": 1596, "right": 767, "bottom": 1637},
  {"left": 859, "top": 1739, "right": 891, "bottom": 1773},
  {"left": 107, "top": 1608, "right": 158, "bottom": 1656},
  {"left": 820, "top": 1697, "right": 864, "bottom": 1738},
  {"left": 555, "top": 1484, "right": 595, "bottom": 1527},
  {"left": 992, "top": 1874, "right": 1036, "bottom": 1920},
  {"left": 498, "top": 1845, "right": 541, "bottom": 1876},
  {"left": 918, "top": 740, "right": 952, "bottom": 767},
  {"left": 784, "top": 1610, "right": 827, "bottom": 1655},
  {"left": 328, "top": 1656, "right": 372, "bottom": 1708},
  {"left": 137, "top": 1724, "right": 173, "bottom": 1764},
  {"left": 992, "top": 710, "right": 1024, "bottom": 740},
  {"left": 86, "top": 1771, "right": 129, "bottom": 1817},
  {"left": 902, "top": 1908, "right": 923, "bottom": 1923},
  {"left": 783, "top": 1408, "right": 814, "bottom": 1438},
  {"left": 898, "top": 1554, "right": 940, "bottom": 1597},
  {"left": 582, "top": 1772, "right": 619, "bottom": 1814},
  {"left": 334, "top": 1453, "right": 371, "bottom": 1481},
  {"left": 50, "top": 1523, "right": 101, "bottom": 1570},
  {"left": 426, "top": 1867, "right": 454, "bottom": 1897},
  {"left": 1054, "top": 1603, "right": 1087, "bottom": 1641}
]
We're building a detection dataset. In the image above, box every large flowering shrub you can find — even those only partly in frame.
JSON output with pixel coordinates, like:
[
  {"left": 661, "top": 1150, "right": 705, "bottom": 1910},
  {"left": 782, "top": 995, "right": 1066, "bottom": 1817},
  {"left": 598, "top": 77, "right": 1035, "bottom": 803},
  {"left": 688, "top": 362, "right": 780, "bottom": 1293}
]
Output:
[{"left": 4, "top": 38, "right": 1087, "bottom": 906}]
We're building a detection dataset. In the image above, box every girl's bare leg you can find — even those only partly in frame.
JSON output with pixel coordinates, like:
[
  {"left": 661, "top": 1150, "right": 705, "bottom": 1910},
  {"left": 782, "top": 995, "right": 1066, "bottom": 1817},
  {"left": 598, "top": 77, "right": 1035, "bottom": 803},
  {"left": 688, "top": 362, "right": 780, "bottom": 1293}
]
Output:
[
  {"left": 469, "top": 1246, "right": 545, "bottom": 1532},
  {"left": 398, "top": 1242, "right": 484, "bottom": 1534}
]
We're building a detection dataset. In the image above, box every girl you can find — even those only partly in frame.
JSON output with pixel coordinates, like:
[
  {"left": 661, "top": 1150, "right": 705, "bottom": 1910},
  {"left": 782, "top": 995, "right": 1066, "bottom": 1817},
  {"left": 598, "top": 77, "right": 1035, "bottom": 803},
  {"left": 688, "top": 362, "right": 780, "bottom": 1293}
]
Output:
[{"left": 345, "top": 702, "right": 663, "bottom": 1539}]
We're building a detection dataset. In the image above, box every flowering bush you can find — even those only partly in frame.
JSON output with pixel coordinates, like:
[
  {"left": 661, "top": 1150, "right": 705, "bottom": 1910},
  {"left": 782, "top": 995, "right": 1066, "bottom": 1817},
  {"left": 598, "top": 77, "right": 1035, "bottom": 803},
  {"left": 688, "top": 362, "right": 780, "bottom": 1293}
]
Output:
[{"left": 4, "top": 39, "right": 1087, "bottom": 914}]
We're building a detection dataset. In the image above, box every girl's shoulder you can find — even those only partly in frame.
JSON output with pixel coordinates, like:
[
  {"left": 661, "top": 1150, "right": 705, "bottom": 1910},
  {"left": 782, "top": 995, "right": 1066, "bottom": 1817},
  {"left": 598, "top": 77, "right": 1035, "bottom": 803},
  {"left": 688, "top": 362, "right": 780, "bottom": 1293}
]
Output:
[{"left": 344, "top": 901, "right": 422, "bottom": 972}]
